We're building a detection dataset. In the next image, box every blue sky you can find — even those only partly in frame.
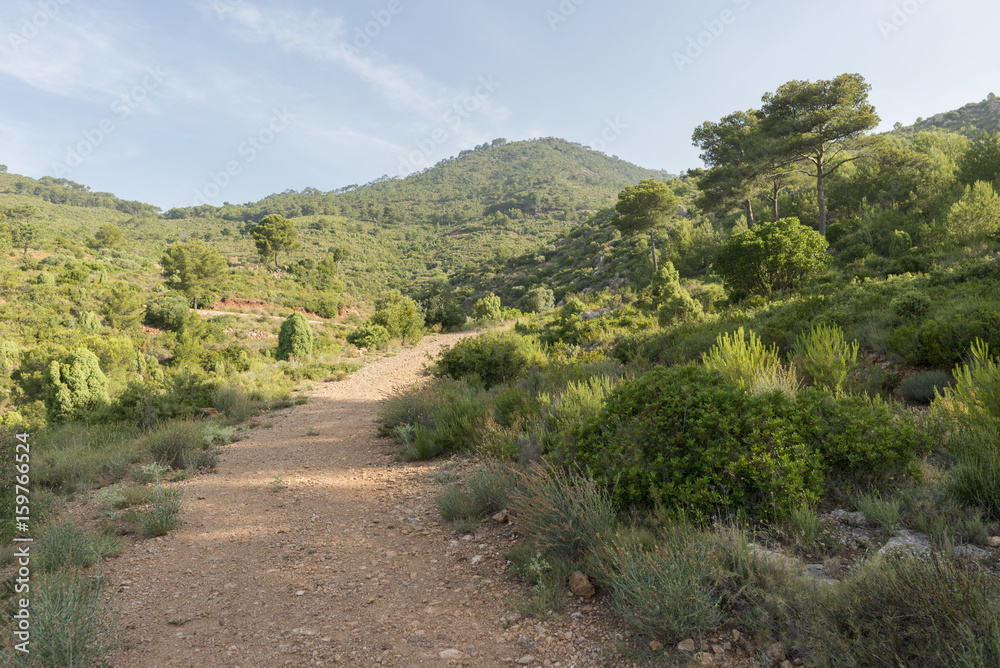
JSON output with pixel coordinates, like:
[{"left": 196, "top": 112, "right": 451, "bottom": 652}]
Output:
[{"left": 1, "top": 0, "right": 997, "bottom": 211}]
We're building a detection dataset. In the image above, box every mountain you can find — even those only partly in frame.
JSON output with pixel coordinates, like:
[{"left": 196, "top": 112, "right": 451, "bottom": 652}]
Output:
[{"left": 895, "top": 93, "right": 1000, "bottom": 138}]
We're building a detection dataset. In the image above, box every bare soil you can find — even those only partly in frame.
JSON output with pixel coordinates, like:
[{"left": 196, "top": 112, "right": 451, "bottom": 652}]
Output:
[{"left": 106, "top": 333, "right": 645, "bottom": 667}]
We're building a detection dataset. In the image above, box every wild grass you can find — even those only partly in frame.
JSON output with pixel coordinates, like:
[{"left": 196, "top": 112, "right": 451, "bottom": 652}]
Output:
[{"left": 35, "top": 520, "right": 120, "bottom": 573}]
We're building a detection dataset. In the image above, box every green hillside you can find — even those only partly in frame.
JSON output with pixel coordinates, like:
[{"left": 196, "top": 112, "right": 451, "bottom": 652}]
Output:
[{"left": 896, "top": 92, "right": 1000, "bottom": 137}]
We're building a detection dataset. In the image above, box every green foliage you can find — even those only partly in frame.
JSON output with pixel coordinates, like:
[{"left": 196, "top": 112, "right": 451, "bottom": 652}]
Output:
[
  {"left": 144, "top": 420, "right": 205, "bottom": 470},
  {"left": 946, "top": 181, "right": 1000, "bottom": 244},
  {"left": 957, "top": 131, "right": 1000, "bottom": 188},
  {"left": 36, "top": 520, "right": 114, "bottom": 572},
  {"left": 43, "top": 347, "right": 110, "bottom": 423},
  {"left": 522, "top": 286, "right": 555, "bottom": 314},
  {"left": 346, "top": 322, "right": 390, "bottom": 351},
  {"left": 144, "top": 291, "right": 190, "bottom": 331},
  {"left": 21, "top": 570, "right": 120, "bottom": 667},
  {"left": 102, "top": 281, "right": 145, "bottom": 330},
  {"left": 890, "top": 290, "right": 932, "bottom": 319},
  {"left": 370, "top": 291, "right": 424, "bottom": 344},
  {"left": 415, "top": 278, "right": 465, "bottom": 330},
  {"left": 898, "top": 370, "right": 952, "bottom": 404},
  {"left": 604, "top": 525, "right": 722, "bottom": 644},
  {"left": 791, "top": 323, "right": 859, "bottom": 393},
  {"left": 854, "top": 492, "right": 901, "bottom": 532},
  {"left": 160, "top": 238, "right": 226, "bottom": 308},
  {"left": 942, "top": 338, "right": 1000, "bottom": 432},
  {"left": 139, "top": 488, "right": 182, "bottom": 537},
  {"left": 472, "top": 292, "right": 503, "bottom": 322},
  {"left": 92, "top": 222, "right": 124, "bottom": 249},
  {"left": 713, "top": 218, "right": 830, "bottom": 300},
  {"left": 76, "top": 310, "right": 101, "bottom": 334},
  {"left": 276, "top": 312, "right": 313, "bottom": 361},
  {"left": 250, "top": 213, "right": 300, "bottom": 267},
  {"left": 613, "top": 178, "right": 678, "bottom": 270},
  {"left": 436, "top": 331, "right": 542, "bottom": 389},
  {"left": 573, "top": 366, "right": 822, "bottom": 522},
  {"left": 702, "top": 326, "right": 780, "bottom": 391},
  {"left": 513, "top": 464, "right": 617, "bottom": 561},
  {"left": 35, "top": 271, "right": 55, "bottom": 286},
  {"left": 947, "top": 427, "right": 1000, "bottom": 521}
]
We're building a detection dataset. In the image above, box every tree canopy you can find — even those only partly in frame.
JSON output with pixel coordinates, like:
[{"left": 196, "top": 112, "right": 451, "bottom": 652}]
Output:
[
  {"left": 613, "top": 179, "right": 678, "bottom": 271},
  {"left": 161, "top": 238, "right": 227, "bottom": 308},
  {"left": 250, "top": 214, "right": 300, "bottom": 268}
]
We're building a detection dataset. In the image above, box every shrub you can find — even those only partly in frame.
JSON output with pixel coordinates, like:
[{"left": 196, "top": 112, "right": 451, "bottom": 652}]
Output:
[
  {"left": 416, "top": 278, "right": 466, "bottom": 331},
  {"left": 77, "top": 310, "right": 101, "bottom": 334},
  {"left": 513, "top": 464, "right": 617, "bottom": 561},
  {"left": 948, "top": 427, "right": 1000, "bottom": 521},
  {"left": 702, "top": 327, "right": 780, "bottom": 391},
  {"left": 139, "top": 488, "right": 182, "bottom": 537},
  {"left": 436, "top": 483, "right": 479, "bottom": 522},
  {"left": 946, "top": 180, "right": 1000, "bottom": 244},
  {"left": 276, "top": 312, "right": 313, "bottom": 361},
  {"left": 36, "top": 521, "right": 107, "bottom": 572},
  {"left": 25, "top": 570, "right": 120, "bottom": 667},
  {"left": 346, "top": 322, "right": 390, "bottom": 350},
  {"left": 572, "top": 366, "right": 825, "bottom": 522},
  {"left": 145, "top": 420, "right": 203, "bottom": 470},
  {"left": 898, "top": 370, "right": 952, "bottom": 404},
  {"left": 465, "top": 463, "right": 522, "bottom": 515},
  {"left": 791, "top": 323, "right": 859, "bottom": 393},
  {"left": 605, "top": 525, "right": 723, "bottom": 644},
  {"left": 211, "top": 383, "right": 256, "bottom": 422},
  {"left": 941, "top": 338, "right": 1000, "bottom": 433},
  {"left": 0, "top": 340, "right": 18, "bottom": 374},
  {"left": 144, "top": 292, "right": 189, "bottom": 331},
  {"left": 35, "top": 271, "right": 55, "bottom": 285},
  {"left": 713, "top": 217, "right": 830, "bottom": 300},
  {"left": 436, "top": 331, "right": 543, "bottom": 389},
  {"left": 854, "top": 492, "right": 901, "bottom": 532},
  {"left": 472, "top": 292, "right": 503, "bottom": 322},
  {"left": 43, "top": 347, "right": 110, "bottom": 423},
  {"left": 890, "top": 290, "right": 932, "bottom": 319},
  {"left": 370, "top": 291, "right": 424, "bottom": 344},
  {"left": 523, "top": 287, "right": 555, "bottom": 314}
]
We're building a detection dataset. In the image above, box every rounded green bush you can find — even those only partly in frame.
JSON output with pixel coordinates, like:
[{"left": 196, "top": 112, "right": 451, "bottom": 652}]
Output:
[
  {"left": 276, "top": 313, "right": 314, "bottom": 361},
  {"left": 437, "top": 331, "right": 542, "bottom": 389},
  {"left": 472, "top": 293, "right": 503, "bottom": 322},
  {"left": 899, "top": 370, "right": 952, "bottom": 404},
  {"left": 43, "top": 347, "right": 110, "bottom": 423},
  {"left": 370, "top": 291, "right": 424, "bottom": 344},
  {"left": 346, "top": 322, "right": 390, "bottom": 350},
  {"left": 572, "top": 365, "right": 823, "bottom": 522},
  {"left": 77, "top": 311, "right": 102, "bottom": 334},
  {"left": 144, "top": 292, "right": 189, "bottom": 331},
  {"left": 890, "top": 290, "right": 932, "bottom": 319},
  {"left": 523, "top": 287, "right": 555, "bottom": 314}
]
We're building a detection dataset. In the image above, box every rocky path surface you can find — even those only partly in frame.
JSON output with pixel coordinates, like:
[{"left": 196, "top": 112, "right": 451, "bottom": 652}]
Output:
[{"left": 107, "top": 333, "right": 634, "bottom": 667}]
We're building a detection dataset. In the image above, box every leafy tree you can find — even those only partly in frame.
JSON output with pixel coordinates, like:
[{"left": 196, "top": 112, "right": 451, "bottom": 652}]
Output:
[
  {"left": 613, "top": 179, "right": 678, "bottom": 271},
  {"left": 713, "top": 217, "right": 830, "bottom": 300},
  {"left": 4, "top": 205, "right": 41, "bottom": 257},
  {"left": 760, "top": 73, "right": 882, "bottom": 235},
  {"left": 523, "top": 286, "right": 555, "bottom": 314},
  {"left": 957, "top": 131, "right": 1000, "bottom": 190},
  {"left": 370, "top": 291, "right": 424, "bottom": 344},
  {"left": 946, "top": 181, "right": 1000, "bottom": 244},
  {"left": 250, "top": 214, "right": 300, "bottom": 268},
  {"left": 43, "top": 347, "right": 110, "bottom": 423},
  {"left": 472, "top": 293, "right": 503, "bottom": 322},
  {"left": 276, "top": 313, "right": 313, "bottom": 361},
  {"left": 144, "top": 292, "right": 190, "bottom": 331},
  {"left": 91, "top": 223, "right": 124, "bottom": 249},
  {"left": 346, "top": 323, "right": 390, "bottom": 351},
  {"left": 77, "top": 311, "right": 101, "bottom": 334},
  {"left": 160, "top": 239, "right": 226, "bottom": 309},
  {"left": 102, "top": 282, "right": 145, "bottom": 330},
  {"left": 416, "top": 279, "right": 466, "bottom": 330},
  {"left": 649, "top": 262, "right": 702, "bottom": 327}
]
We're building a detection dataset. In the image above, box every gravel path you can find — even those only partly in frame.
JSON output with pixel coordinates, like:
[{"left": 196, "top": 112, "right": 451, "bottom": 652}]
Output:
[{"left": 106, "top": 333, "right": 632, "bottom": 667}]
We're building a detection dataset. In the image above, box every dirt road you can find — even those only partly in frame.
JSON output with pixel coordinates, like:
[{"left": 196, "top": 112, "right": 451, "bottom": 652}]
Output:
[{"left": 107, "top": 333, "right": 624, "bottom": 667}]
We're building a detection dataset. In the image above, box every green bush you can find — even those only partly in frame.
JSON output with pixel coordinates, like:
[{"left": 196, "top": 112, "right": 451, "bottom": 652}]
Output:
[
  {"left": 898, "top": 370, "right": 952, "bottom": 404},
  {"left": 139, "top": 488, "right": 182, "bottom": 537},
  {"left": 346, "top": 322, "right": 390, "bottom": 350},
  {"left": 702, "top": 327, "right": 780, "bottom": 391},
  {"left": 890, "top": 290, "right": 932, "bottom": 319},
  {"left": 791, "top": 323, "right": 859, "bottom": 393},
  {"left": 472, "top": 292, "right": 503, "bottom": 322},
  {"left": 574, "top": 366, "right": 824, "bottom": 521},
  {"left": 144, "top": 292, "right": 189, "bottom": 331},
  {"left": 276, "top": 312, "right": 313, "bottom": 361},
  {"left": 43, "top": 347, "right": 110, "bottom": 423},
  {"left": 35, "top": 271, "right": 55, "bottom": 285},
  {"left": 941, "top": 338, "right": 1000, "bottom": 432},
  {"left": 437, "top": 331, "right": 543, "bottom": 389},
  {"left": 35, "top": 520, "right": 112, "bottom": 572},
  {"left": 465, "top": 463, "right": 522, "bottom": 515},
  {"left": 23, "top": 570, "right": 120, "bottom": 667},
  {"left": 605, "top": 524, "right": 723, "bottom": 644},
  {"left": 370, "top": 290, "right": 424, "bottom": 344},
  {"left": 144, "top": 420, "right": 204, "bottom": 470},
  {"left": 523, "top": 287, "right": 555, "bottom": 314},
  {"left": 713, "top": 217, "right": 830, "bottom": 300},
  {"left": 77, "top": 310, "right": 102, "bottom": 334},
  {"left": 513, "top": 464, "right": 617, "bottom": 561}
]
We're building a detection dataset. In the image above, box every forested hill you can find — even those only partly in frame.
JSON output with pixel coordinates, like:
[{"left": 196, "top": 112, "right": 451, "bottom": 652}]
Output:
[
  {"left": 894, "top": 93, "right": 1000, "bottom": 138},
  {"left": 163, "top": 137, "right": 671, "bottom": 227}
]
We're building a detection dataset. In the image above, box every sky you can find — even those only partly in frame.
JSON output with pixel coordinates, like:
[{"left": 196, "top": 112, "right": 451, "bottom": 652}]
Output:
[{"left": 1, "top": 0, "right": 998, "bottom": 211}]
